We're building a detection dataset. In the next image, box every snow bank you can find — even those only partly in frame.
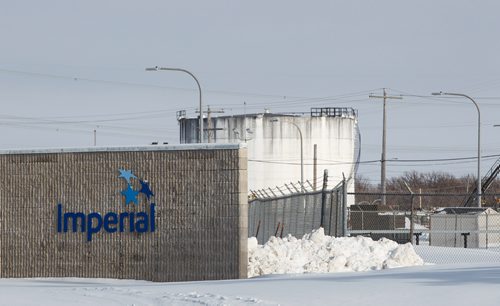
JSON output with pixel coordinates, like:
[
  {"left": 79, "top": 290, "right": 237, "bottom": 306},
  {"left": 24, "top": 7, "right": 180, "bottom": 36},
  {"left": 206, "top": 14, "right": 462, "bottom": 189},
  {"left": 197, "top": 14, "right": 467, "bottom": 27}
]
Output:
[{"left": 248, "top": 228, "right": 424, "bottom": 277}]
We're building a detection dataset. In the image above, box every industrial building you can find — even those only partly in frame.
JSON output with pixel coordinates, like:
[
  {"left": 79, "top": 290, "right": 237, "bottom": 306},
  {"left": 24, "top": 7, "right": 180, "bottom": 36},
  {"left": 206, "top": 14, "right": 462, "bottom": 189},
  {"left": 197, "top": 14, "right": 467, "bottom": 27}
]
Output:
[
  {"left": 0, "top": 144, "right": 248, "bottom": 282},
  {"left": 178, "top": 107, "right": 359, "bottom": 193}
]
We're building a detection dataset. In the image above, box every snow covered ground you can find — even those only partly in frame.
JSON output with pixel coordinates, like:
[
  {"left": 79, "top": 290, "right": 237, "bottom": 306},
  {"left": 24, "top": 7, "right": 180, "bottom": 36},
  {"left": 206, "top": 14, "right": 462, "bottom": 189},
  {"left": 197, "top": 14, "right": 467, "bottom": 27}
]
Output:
[
  {"left": 1, "top": 263, "right": 499, "bottom": 306},
  {"left": 1, "top": 230, "right": 500, "bottom": 305}
]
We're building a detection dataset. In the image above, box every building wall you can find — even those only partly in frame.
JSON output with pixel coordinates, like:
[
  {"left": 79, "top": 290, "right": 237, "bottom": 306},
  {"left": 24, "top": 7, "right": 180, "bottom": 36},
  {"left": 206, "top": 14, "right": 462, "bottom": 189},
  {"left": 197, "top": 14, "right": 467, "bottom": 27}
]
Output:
[
  {"left": 476, "top": 214, "right": 500, "bottom": 247},
  {"left": 428, "top": 213, "right": 500, "bottom": 248},
  {"left": 0, "top": 145, "right": 248, "bottom": 282},
  {"left": 430, "top": 214, "right": 478, "bottom": 248}
]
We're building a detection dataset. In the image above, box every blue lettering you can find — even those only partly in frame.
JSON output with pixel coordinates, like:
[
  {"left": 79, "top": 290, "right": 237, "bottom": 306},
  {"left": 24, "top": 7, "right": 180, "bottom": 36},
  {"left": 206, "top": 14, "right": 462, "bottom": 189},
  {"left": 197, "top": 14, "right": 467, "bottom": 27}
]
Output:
[
  {"left": 87, "top": 213, "right": 102, "bottom": 241},
  {"left": 119, "top": 212, "right": 129, "bottom": 232},
  {"left": 129, "top": 212, "right": 135, "bottom": 232},
  {"left": 104, "top": 212, "right": 118, "bottom": 233},
  {"left": 64, "top": 212, "right": 86, "bottom": 232},
  {"left": 150, "top": 203, "right": 156, "bottom": 232},
  {"left": 135, "top": 212, "right": 148, "bottom": 232},
  {"left": 57, "top": 204, "right": 62, "bottom": 232},
  {"left": 56, "top": 204, "right": 157, "bottom": 241}
]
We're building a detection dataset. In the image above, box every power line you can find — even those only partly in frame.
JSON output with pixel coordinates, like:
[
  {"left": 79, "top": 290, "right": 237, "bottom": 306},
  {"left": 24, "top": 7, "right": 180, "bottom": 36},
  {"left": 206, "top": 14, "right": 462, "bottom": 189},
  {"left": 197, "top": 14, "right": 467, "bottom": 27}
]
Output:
[
  {"left": 249, "top": 154, "right": 500, "bottom": 166},
  {"left": 0, "top": 68, "right": 307, "bottom": 99},
  {"left": 0, "top": 68, "right": 385, "bottom": 116},
  {"left": 388, "top": 88, "right": 500, "bottom": 106},
  {"left": 0, "top": 68, "right": 380, "bottom": 106},
  {"left": 389, "top": 154, "right": 500, "bottom": 163}
]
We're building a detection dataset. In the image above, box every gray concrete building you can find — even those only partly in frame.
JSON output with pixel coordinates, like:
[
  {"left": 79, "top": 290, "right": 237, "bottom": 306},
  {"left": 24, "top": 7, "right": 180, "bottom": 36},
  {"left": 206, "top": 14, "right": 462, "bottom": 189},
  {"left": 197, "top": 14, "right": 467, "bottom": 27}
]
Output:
[{"left": 0, "top": 144, "right": 248, "bottom": 282}]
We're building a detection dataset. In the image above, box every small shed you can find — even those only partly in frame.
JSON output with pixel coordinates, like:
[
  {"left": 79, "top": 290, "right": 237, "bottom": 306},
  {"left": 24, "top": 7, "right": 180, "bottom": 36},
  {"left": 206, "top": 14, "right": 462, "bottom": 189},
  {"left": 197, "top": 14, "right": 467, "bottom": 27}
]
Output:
[{"left": 430, "top": 207, "right": 500, "bottom": 248}]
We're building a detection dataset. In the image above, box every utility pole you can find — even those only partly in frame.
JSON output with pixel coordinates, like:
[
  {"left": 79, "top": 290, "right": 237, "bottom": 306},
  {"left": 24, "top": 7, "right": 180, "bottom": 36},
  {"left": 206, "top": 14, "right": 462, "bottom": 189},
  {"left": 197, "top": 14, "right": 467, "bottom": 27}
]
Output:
[
  {"left": 200, "top": 105, "right": 224, "bottom": 143},
  {"left": 313, "top": 144, "right": 318, "bottom": 191},
  {"left": 369, "top": 88, "right": 402, "bottom": 206},
  {"left": 419, "top": 188, "right": 422, "bottom": 210},
  {"left": 243, "top": 101, "right": 247, "bottom": 142},
  {"left": 404, "top": 181, "right": 415, "bottom": 245}
]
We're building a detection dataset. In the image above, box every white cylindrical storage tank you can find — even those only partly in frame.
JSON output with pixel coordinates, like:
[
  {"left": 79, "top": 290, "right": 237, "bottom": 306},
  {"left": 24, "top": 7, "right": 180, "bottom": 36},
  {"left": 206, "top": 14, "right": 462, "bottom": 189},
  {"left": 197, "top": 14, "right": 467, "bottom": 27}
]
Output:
[{"left": 178, "top": 108, "right": 359, "bottom": 193}]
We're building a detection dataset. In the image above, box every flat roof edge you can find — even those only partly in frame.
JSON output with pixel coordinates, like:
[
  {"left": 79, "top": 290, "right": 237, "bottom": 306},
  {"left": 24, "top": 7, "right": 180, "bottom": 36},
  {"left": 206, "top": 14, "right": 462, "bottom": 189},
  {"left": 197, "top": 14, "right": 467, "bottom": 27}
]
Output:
[{"left": 0, "top": 143, "right": 247, "bottom": 155}]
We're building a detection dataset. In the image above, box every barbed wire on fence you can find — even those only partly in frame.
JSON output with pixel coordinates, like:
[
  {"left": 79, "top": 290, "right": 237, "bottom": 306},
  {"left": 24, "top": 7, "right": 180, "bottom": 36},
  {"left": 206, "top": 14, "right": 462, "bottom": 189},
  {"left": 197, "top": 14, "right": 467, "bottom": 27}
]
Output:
[
  {"left": 249, "top": 176, "right": 349, "bottom": 243},
  {"left": 249, "top": 173, "right": 347, "bottom": 200}
]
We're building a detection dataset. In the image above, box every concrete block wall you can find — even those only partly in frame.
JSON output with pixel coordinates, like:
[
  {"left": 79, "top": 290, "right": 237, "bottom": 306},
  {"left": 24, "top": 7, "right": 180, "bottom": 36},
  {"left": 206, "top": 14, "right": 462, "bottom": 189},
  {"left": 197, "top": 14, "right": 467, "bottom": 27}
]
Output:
[{"left": 0, "top": 144, "right": 248, "bottom": 282}]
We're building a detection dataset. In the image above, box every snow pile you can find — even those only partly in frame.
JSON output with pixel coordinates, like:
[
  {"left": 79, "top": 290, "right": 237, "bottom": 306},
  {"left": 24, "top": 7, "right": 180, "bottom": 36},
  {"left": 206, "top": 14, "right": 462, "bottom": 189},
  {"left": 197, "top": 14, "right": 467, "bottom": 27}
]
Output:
[{"left": 248, "top": 228, "right": 424, "bottom": 277}]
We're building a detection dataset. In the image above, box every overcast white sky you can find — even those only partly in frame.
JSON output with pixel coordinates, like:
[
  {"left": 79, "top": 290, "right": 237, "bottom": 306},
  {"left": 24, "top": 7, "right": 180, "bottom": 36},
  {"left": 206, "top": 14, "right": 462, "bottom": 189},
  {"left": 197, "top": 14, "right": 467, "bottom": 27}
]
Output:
[{"left": 1, "top": 0, "right": 500, "bottom": 183}]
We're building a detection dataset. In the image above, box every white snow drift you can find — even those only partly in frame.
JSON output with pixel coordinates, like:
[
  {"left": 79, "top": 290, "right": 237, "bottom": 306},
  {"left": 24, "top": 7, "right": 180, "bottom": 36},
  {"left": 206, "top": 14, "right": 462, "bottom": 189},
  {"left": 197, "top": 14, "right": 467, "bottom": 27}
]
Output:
[{"left": 248, "top": 228, "right": 424, "bottom": 277}]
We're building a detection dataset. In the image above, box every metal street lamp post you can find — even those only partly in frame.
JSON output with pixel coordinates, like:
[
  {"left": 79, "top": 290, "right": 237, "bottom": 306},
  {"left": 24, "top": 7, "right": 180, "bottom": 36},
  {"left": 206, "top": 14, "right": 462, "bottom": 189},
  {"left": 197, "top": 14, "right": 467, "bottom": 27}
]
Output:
[
  {"left": 272, "top": 118, "right": 304, "bottom": 192},
  {"left": 432, "top": 92, "right": 481, "bottom": 207},
  {"left": 146, "top": 66, "right": 204, "bottom": 143}
]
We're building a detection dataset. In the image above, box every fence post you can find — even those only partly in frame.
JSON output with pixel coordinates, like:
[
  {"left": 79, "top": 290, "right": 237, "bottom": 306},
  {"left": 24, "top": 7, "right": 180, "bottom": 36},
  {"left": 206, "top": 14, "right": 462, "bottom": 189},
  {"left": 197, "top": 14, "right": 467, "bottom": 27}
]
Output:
[
  {"left": 328, "top": 191, "right": 334, "bottom": 236},
  {"left": 335, "top": 190, "right": 340, "bottom": 236},
  {"left": 393, "top": 210, "right": 396, "bottom": 231},
  {"left": 403, "top": 181, "right": 415, "bottom": 244},
  {"left": 486, "top": 213, "right": 489, "bottom": 249},
  {"left": 409, "top": 194, "right": 415, "bottom": 244},
  {"left": 313, "top": 144, "right": 317, "bottom": 191},
  {"left": 342, "top": 173, "right": 348, "bottom": 237},
  {"left": 454, "top": 212, "right": 458, "bottom": 247},
  {"left": 320, "top": 169, "right": 328, "bottom": 228}
]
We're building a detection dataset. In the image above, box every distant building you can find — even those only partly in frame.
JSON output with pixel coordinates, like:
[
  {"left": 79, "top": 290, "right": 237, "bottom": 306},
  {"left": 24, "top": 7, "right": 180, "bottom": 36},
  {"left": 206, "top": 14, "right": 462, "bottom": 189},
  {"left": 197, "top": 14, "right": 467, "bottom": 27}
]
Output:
[{"left": 430, "top": 207, "right": 500, "bottom": 248}]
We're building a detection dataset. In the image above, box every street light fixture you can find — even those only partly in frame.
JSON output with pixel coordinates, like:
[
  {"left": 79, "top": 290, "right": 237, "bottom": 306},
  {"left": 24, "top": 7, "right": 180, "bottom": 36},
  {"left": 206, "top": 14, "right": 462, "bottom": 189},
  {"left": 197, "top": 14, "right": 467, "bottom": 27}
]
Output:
[
  {"left": 432, "top": 91, "right": 481, "bottom": 207},
  {"left": 146, "top": 66, "right": 204, "bottom": 143},
  {"left": 271, "top": 118, "right": 304, "bottom": 192}
]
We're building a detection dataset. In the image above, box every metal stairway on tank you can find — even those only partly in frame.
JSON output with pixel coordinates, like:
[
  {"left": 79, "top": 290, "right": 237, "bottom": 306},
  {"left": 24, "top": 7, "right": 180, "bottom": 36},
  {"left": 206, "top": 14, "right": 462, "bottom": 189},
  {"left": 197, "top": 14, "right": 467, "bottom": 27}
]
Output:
[{"left": 462, "top": 156, "right": 500, "bottom": 207}]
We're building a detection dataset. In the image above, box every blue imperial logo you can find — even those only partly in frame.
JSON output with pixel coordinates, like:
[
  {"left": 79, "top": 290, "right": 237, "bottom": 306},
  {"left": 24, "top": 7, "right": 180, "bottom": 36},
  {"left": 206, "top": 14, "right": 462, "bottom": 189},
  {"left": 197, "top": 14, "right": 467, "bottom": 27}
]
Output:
[{"left": 57, "top": 169, "right": 156, "bottom": 241}]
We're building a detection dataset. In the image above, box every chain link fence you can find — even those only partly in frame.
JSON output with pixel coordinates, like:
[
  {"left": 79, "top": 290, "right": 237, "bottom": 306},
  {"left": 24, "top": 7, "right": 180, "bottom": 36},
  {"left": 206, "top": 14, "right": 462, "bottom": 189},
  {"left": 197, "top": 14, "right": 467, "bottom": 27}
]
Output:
[
  {"left": 348, "top": 192, "right": 500, "bottom": 264},
  {"left": 249, "top": 186, "right": 500, "bottom": 264},
  {"left": 249, "top": 181, "right": 347, "bottom": 244}
]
